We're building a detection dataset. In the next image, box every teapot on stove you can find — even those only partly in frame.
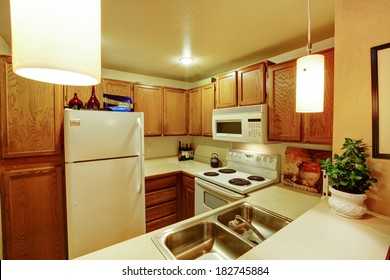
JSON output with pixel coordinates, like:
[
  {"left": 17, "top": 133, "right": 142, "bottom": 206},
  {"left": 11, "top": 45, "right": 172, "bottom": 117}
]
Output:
[{"left": 210, "top": 153, "right": 220, "bottom": 168}]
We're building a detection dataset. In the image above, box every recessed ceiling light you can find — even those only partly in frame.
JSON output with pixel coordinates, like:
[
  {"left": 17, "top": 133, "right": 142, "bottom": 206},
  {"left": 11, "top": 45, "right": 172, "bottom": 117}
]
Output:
[{"left": 179, "top": 57, "right": 195, "bottom": 65}]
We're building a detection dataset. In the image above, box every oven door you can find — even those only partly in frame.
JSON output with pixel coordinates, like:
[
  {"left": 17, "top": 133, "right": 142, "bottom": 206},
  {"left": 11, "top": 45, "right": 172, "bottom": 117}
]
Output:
[{"left": 194, "top": 178, "right": 245, "bottom": 215}]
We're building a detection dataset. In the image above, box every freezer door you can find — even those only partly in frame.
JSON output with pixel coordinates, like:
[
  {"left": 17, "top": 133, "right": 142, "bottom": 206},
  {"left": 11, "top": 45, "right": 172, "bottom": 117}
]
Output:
[
  {"left": 66, "top": 157, "right": 145, "bottom": 259},
  {"left": 64, "top": 109, "right": 144, "bottom": 162}
]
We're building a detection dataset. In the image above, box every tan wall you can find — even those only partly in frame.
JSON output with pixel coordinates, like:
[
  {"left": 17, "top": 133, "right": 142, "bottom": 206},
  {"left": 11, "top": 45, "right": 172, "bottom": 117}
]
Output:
[{"left": 334, "top": 0, "right": 390, "bottom": 215}]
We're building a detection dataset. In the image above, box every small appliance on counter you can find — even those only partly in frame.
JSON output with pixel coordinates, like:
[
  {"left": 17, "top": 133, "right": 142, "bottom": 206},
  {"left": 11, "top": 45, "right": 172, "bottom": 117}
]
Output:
[{"left": 195, "top": 149, "right": 280, "bottom": 215}]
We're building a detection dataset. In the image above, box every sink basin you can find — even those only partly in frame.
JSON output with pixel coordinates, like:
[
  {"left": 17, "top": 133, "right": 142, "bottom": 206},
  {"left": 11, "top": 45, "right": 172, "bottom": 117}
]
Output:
[
  {"left": 157, "top": 221, "right": 253, "bottom": 260},
  {"left": 217, "top": 203, "right": 292, "bottom": 245},
  {"left": 152, "top": 202, "right": 292, "bottom": 260}
]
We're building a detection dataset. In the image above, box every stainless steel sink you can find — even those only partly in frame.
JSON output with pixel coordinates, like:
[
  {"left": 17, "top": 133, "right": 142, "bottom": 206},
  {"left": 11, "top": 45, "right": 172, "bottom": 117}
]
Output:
[
  {"left": 152, "top": 202, "right": 292, "bottom": 260},
  {"left": 217, "top": 203, "right": 292, "bottom": 245}
]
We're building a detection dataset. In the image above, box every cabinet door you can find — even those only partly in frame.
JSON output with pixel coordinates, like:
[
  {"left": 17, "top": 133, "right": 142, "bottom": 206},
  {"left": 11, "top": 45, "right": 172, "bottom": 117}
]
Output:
[
  {"left": 1, "top": 166, "right": 66, "bottom": 259},
  {"left": 181, "top": 174, "right": 195, "bottom": 220},
  {"left": 188, "top": 87, "right": 202, "bottom": 136},
  {"left": 64, "top": 84, "right": 103, "bottom": 109},
  {"left": 268, "top": 60, "right": 301, "bottom": 142},
  {"left": 202, "top": 83, "right": 215, "bottom": 136},
  {"left": 163, "top": 87, "right": 187, "bottom": 135},
  {"left": 216, "top": 71, "right": 237, "bottom": 108},
  {"left": 303, "top": 49, "right": 334, "bottom": 144},
  {"left": 0, "top": 59, "right": 63, "bottom": 158},
  {"left": 238, "top": 62, "right": 266, "bottom": 106},
  {"left": 101, "top": 78, "right": 133, "bottom": 99},
  {"left": 134, "top": 84, "right": 163, "bottom": 136}
]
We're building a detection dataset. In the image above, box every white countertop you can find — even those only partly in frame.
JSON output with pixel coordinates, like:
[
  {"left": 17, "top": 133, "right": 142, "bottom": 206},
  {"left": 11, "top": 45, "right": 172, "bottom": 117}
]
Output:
[{"left": 77, "top": 158, "right": 390, "bottom": 260}]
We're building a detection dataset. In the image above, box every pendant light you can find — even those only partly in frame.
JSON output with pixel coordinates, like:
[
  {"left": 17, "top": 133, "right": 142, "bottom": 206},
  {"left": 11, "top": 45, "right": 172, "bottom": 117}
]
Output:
[
  {"left": 296, "top": 0, "right": 324, "bottom": 113},
  {"left": 9, "top": 0, "right": 101, "bottom": 86}
]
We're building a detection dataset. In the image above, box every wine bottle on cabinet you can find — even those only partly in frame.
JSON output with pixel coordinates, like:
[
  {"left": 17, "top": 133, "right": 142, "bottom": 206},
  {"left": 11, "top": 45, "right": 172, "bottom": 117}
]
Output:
[
  {"left": 181, "top": 144, "right": 186, "bottom": 161},
  {"left": 178, "top": 141, "right": 182, "bottom": 161},
  {"left": 185, "top": 144, "right": 190, "bottom": 160},
  {"left": 87, "top": 86, "right": 100, "bottom": 110},
  {"left": 189, "top": 143, "right": 194, "bottom": 160}
]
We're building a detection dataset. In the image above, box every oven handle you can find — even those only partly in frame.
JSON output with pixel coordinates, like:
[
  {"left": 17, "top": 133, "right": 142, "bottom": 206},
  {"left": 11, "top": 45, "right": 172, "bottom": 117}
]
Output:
[{"left": 195, "top": 178, "right": 245, "bottom": 200}]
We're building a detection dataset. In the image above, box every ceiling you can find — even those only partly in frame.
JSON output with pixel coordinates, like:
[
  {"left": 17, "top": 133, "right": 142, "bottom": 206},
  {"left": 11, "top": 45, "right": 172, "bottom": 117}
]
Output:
[{"left": 0, "top": 0, "right": 335, "bottom": 83}]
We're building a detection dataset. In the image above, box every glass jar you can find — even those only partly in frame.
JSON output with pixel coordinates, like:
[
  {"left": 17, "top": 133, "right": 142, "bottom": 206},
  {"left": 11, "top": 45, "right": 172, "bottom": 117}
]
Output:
[
  {"left": 86, "top": 86, "right": 100, "bottom": 110},
  {"left": 69, "top": 93, "right": 83, "bottom": 110}
]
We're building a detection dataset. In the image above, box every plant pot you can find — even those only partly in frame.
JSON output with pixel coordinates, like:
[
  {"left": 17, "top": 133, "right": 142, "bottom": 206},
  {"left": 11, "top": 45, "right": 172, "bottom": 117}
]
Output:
[{"left": 328, "top": 186, "right": 368, "bottom": 219}]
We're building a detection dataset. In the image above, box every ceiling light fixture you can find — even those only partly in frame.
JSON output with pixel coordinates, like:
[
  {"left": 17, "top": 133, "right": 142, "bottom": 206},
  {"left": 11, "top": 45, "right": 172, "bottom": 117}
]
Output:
[
  {"left": 295, "top": 0, "right": 324, "bottom": 113},
  {"left": 9, "top": 0, "right": 101, "bottom": 86},
  {"left": 179, "top": 57, "right": 195, "bottom": 65}
]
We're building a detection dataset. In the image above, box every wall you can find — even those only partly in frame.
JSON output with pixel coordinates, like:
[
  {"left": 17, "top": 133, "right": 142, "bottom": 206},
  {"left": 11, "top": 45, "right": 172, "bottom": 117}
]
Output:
[{"left": 334, "top": 0, "right": 390, "bottom": 216}]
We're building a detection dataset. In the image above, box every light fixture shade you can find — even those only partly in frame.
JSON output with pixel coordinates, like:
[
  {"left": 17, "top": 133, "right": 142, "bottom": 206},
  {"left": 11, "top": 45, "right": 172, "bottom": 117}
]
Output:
[
  {"left": 296, "top": 54, "right": 325, "bottom": 112},
  {"left": 10, "top": 0, "right": 101, "bottom": 86}
]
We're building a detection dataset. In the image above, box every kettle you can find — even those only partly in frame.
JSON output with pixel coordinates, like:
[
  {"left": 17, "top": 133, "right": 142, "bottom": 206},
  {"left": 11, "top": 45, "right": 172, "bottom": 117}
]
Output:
[{"left": 210, "top": 153, "right": 220, "bottom": 168}]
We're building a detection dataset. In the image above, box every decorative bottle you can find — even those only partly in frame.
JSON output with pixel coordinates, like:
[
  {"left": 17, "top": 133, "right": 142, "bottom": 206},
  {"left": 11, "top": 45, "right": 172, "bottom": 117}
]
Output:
[
  {"left": 87, "top": 86, "right": 100, "bottom": 110},
  {"left": 68, "top": 93, "right": 83, "bottom": 110}
]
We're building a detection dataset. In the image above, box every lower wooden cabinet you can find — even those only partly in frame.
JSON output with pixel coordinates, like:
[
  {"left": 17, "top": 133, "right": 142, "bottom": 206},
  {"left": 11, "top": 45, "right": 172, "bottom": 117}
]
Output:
[
  {"left": 181, "top": 174, "right": 195, "bottom": 220},
  {"left": 0, "top": 164, "right": 66, "bottom": 259},
  {"left": 145, "top": 173, "right": 180, "bottom": 232}
]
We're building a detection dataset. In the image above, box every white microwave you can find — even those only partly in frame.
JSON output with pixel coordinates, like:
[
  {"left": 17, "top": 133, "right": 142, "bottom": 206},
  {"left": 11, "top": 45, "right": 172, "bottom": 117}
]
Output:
[{"left": 212, "top": 104, "right": 267, "bottom": 143}]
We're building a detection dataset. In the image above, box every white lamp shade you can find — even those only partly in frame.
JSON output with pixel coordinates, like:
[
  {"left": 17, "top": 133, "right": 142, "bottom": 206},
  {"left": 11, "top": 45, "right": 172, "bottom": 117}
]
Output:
[
  {"left": 296, "top": 54, "right": 325, "bottom": 112},
  {"left": 10, "top": 0, "right": 101, "bottom": 86}
]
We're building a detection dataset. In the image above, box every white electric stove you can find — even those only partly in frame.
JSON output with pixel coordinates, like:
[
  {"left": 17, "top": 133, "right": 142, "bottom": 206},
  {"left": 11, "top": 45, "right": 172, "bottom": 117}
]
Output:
[{"left": 194, "top": 149, "right": 280, "bottom": 214}]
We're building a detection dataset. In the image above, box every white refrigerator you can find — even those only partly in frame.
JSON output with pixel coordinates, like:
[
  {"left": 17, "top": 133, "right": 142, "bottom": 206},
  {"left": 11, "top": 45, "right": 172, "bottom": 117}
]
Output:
[{"left": 64, "top": 109, "right": 146, "bottom": 259}]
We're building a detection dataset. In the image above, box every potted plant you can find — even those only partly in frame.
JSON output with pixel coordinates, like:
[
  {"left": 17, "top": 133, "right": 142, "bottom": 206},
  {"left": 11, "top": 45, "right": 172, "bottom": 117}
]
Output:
[{"left": 321, "top": 138, "right": 377, "bottom": 219}]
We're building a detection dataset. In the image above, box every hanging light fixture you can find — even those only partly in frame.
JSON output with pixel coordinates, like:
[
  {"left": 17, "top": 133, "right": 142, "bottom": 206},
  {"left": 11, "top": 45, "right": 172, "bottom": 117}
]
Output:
[
  {"left": 296, "top": 0, "right": 324, "bottom": 113},
  {"left": 9, "top": 0, "right": 101, "bottom": 86}
]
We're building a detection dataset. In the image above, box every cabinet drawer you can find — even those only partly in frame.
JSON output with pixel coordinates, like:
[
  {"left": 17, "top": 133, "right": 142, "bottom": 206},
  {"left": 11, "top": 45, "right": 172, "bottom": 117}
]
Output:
[
  {"left": 145, "top": 187, "right": 176, "bottom": 208},
  {"left": 146, "top": 214, "right": 177, "bottom": 233},
  {"left": 145, "top": 175, "right": 177, "bottom": 193},
  {"left": 146, "top": 200, "right": 177, "bottom": 222}
]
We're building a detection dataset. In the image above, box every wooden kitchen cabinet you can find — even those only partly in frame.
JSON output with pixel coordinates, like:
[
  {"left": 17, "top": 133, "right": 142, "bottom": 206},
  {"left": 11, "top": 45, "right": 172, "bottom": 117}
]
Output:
[
  {"left": 181, "top": 173, "right": 195, "bottom": 220},
  {"left": 163, "top": 87, "right": 187, "bottom": 135},
  {"left": 238, "top": 62, "right": 268, "bottom": 106},
  {"left": 188, "top": 87, "right": 202, "bottom": 136},
  {"left": 133, "top": 83, "right": 163, "bottom": 136},
  {"left": 1, "top": 165, "right": 66, "bottom": 259},
  {"left": 267, "top": 49, "right": 334, "bottom": 144},
  {"left": 268, "top": 60, "right": 301, "bottom": 142},
  {"left": 0, "top": 56, "right": 67, "bottom": 259},
  {"left": 101, "top": 78, "right": 133, "bottom": 99},
  {"left": 302, "top": 49, "right": 334, "bottom": 144},
  {"left": 145, "top": 173, "right": 181, "bottom": 232},
  {"left": 201, "top": 83, "right": 215, "bottom": 136},
  {"left": 215, "top": 71, "right": 237, "bottom": 108}
]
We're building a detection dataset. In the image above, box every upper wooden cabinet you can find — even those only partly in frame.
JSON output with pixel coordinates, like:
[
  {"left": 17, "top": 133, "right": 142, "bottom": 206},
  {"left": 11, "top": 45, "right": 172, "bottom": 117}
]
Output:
[
  {"left": 268, "top": 60, "right": 301, "bottom": 142},
  {"left": 0, "top": 58, "right": 63, "bottom": 158},
  {"left": 201, "top": 83, "right": 215, "bottom": 136},
  {"left": 101, "top": 78, "right": 133, "bottom": 100},
  {"left": 238, "top": 62, "right": 268, "bottom": 106},
  {"left": 188, "top": 87, "right": 202, "bottom": 136},
  {"left": 163, "top": 87, "right": 187, "bottom": 135},
  {"left": 133, "top": 83, "right": 163, "bottom": 136},
  {"left": 267, "top": 49, "right": 334, "bottom": 145},
  {"left": 303, "top": 49, "right": 334, "bottom": 144},
  {"left": 215, "top": 71, "right": 237, "bottom": 108}
]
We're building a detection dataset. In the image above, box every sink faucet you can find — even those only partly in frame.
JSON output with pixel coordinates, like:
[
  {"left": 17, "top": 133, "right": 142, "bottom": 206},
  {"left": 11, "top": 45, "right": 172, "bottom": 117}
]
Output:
[{"left": 229, "top": 215, "right": 266, "bottom": 242}]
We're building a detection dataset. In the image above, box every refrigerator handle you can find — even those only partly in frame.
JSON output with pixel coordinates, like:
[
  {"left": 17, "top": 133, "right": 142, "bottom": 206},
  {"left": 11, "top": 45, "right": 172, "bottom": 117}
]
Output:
[
  {"left": 138, "top": 156, "right": 144, "bottom": 194},
  {"left": 137, "top": 117, "right": 143, "bottom": 156},
  {"left": 137, "top": 118, "right": 144, "bottom": 193}
]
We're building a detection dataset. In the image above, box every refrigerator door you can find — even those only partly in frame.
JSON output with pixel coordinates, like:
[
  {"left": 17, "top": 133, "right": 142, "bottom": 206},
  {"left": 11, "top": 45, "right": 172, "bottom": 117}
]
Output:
[
  {"left": 64, "top": 109, "right": 144, "bottom": 162},
  {"left": 66, "top": 157, "right": 145, "bottom": 259}
]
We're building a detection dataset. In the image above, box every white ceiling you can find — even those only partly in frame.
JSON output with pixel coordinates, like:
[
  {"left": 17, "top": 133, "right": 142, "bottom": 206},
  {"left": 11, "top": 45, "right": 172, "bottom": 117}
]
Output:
[{"left": 0, "top": 0, "right": 335, "bottom": 82}]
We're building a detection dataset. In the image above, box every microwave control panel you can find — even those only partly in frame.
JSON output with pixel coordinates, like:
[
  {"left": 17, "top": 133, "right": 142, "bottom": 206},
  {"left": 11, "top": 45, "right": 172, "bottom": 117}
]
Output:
[{"left": 247, "top": 118, "right": 262, "bottom": 138}]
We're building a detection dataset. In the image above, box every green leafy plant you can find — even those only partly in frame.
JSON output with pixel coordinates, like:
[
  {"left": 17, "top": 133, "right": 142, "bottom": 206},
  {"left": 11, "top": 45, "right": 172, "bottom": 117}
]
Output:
[{"left": 321, "top": 138, "right": 377, "bottom": 194}]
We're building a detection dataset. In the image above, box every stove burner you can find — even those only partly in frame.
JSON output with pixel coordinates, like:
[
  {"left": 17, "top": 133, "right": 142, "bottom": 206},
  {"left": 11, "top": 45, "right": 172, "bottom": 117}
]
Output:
[
  {"left": 248, "top": 175, "right": 265, "bottom": 181},
  {"left": 203, "top": 172, "right": 219, "bottom": 177},
  {"left": 229, "top": 178, "right": 251, "bottom": 186},
  {"left": 218, "top": 168, "right": 236, "bottom": 174}
]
